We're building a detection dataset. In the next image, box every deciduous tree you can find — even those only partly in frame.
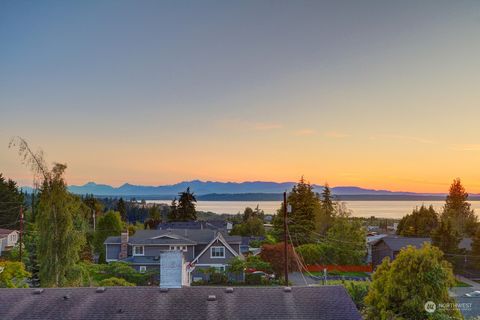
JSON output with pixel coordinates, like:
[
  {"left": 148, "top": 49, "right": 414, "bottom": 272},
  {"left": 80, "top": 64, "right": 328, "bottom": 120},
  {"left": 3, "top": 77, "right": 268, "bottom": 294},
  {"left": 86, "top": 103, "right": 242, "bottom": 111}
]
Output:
[
  {"left": 94, "top": 210, "right": 124, "bottom": 263},
  {"left": 0, "top": 261, "right": 30, "bottom": 288},
  {"left": 260, "top": 242, "right": 297, "bottom": 277},
  {"left": 365, "top": 244, "right": 461, "bottom": 320},
  {"left": 10, "top": 137, "right": 87, "bottom": 287}
]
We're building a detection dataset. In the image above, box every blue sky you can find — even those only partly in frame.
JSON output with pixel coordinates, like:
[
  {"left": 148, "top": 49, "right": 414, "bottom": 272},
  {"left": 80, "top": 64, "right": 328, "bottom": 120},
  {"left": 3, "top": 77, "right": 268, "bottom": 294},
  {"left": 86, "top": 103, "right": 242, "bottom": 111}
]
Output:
[{"left": 1, "top": 1, "right": 480, "bottom": 192}]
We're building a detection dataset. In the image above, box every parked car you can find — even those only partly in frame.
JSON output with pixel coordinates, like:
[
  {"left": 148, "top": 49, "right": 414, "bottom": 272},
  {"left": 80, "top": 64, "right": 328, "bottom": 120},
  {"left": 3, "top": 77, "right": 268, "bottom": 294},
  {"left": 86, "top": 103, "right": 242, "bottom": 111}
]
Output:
[
  {"left": 250, "top": 271, "right": 275, "bottom": 280},
  {"left": 465, "top": 291, "right": 480, "bottom": 297}
]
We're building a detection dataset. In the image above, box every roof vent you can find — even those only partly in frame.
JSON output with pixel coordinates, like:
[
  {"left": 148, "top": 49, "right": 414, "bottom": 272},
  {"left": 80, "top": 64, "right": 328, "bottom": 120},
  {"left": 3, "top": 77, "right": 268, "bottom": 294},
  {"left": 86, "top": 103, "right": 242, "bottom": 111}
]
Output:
[
  {"left": 96, "top": 287, "right": 106, "bottom": 293},
  {"left": 284, "top": 287, "right": 292, "bottom": 293},
  {"left": 225, "top": 287, "right": 234, "bottom": 293},
  {"left": 33, "top": 288, "right": 44, "bottom": 295},
  {"left": 117, "top": 308, "right": 125, "bottom": 314},
  {"left": 63, "top": 294, "right": 71, "bottom": 300},
  {"left": 207, "top": 295, "right": 217, "bottom": 301},
  {"left": 160, "top": 288, "right": 169, "bottom": 293}
]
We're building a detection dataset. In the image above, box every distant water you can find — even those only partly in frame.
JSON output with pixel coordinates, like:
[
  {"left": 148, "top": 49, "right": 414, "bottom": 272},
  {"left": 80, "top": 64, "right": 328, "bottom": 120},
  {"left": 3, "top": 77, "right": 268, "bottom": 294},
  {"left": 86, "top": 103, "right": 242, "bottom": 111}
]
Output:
[{"left": 147, "top": 200, "right": 480, "bottom": 219}]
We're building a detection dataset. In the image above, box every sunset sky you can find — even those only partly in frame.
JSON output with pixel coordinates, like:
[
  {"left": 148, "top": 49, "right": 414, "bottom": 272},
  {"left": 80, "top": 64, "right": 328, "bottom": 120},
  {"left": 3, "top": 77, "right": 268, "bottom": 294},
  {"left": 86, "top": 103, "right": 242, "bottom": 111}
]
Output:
[{"left": 1, "top": 1, "right": 480, "bottom": 193}]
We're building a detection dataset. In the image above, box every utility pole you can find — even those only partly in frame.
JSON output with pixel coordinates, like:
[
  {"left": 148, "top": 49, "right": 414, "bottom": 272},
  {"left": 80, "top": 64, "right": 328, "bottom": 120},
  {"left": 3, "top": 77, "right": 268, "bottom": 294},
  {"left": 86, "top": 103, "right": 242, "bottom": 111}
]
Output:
[
  {"left": 283, "top": 191, "right": 288, "bottom": 285},
  {"left": 19, "top": 205, "right": 23, "bottom": 262}
]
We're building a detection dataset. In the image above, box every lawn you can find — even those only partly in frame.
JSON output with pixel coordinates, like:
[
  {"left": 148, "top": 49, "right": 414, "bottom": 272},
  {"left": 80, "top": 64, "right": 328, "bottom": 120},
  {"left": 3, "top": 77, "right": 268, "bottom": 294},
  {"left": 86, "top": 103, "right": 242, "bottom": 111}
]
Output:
[{"left": 454, "top": 279, "right": 472, "bottom": 287}]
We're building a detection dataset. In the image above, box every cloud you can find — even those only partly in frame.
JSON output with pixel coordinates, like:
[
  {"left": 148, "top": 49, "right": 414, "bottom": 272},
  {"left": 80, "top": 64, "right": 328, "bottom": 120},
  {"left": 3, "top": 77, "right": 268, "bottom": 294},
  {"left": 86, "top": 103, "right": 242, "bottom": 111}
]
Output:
[
  {"left": 324, "top": 131, "right": 350, "bottom": 138},
  {"left": 451, "top": 144, "right": 480, "bottom": 151},
  {"left": 253, "top": 122, "right": 283, "bottom": 131},
  {"left": 217, "top": 119, "right": 283, "bottom": 131},
  {"left": 293, "top": 129, "right": 317, "bottom": 136},
  {"left": 370, "top": 134, "right": 435, "bottom": 144}
]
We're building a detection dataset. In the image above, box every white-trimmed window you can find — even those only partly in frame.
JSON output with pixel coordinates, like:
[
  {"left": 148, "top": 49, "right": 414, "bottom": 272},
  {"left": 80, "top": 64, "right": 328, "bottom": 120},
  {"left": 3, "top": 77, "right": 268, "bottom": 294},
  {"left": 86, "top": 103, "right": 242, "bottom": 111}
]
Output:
[
  {"left": 210, "top": 246, "right": 225, "bottom": 258},
  {"left": 169, "top": 245, "right": 187, "bottom": 252},
  {"left": 133, "top": 246, "right": 144, "bottom": 256},
  {"left": 139, "top": 266, "right": 147, "bottom": 273}
]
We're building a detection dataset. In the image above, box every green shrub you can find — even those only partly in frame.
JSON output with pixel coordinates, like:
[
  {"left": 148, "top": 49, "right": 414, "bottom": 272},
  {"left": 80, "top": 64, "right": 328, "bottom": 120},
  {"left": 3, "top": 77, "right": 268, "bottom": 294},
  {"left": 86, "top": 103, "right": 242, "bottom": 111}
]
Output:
[
  {"left": 245, "top": 273, "right": 264, "bottom": 285},
  {"left": 209, "top": 272, "right": 228, "bottom": 285},
  {"left": 99, "top": 277, "right": 135, "bottom": 286},
  {"left": 296, "top": 243, "right": 326, "bottom": 265}
]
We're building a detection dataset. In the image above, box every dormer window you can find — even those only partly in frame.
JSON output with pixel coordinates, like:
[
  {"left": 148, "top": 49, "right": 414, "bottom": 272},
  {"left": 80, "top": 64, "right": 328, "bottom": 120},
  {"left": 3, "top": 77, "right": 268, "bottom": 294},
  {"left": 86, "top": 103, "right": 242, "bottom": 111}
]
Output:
[
  {"left": 133, "top": 246, "right": 144, "bottom": 256},
  {"left": 210, "top": 246, "right": 225, "bottom": 258}
]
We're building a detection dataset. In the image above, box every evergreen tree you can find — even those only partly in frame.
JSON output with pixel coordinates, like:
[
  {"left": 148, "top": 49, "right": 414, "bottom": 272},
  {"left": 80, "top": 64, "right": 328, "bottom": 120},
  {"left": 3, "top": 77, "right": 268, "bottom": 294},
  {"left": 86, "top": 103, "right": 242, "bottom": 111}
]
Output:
[
  {"left": 320, "top": 183, "right": 335, "bottom": 215},
  {"left": 315, "top": 183, "right": 336, "bottom": 235},
  {"left": 144, "top": 204, "right": 161, "bottom": 229},
  {"left": 471, "top": 226, "right": 480, "bottom": 258},
  {"left": 177, "top": 187, "right": 197, "bottom": 221},
  {"left": 0, "top": 173, "right": 24, "bottom": 229},
  {"left": 273, "top": 177, "right": 321, "bottom": 244},
  {"left": 442, "top": 178, "right": 477, "bottom": 236},
  {"left": 168, "top": 198, "right": 179, "bottom": 221},
  {"left": 432, "top": 217, "right": 461, "bottom": 254},
  {"left": 116, "top": 198, "right": 127, "bottom": 222},
  {"left": 243, "top": 207, "right": 254, "bottom": 221},
  {"left": 396, "top": 205, "right": 439, "bottom": 237}
]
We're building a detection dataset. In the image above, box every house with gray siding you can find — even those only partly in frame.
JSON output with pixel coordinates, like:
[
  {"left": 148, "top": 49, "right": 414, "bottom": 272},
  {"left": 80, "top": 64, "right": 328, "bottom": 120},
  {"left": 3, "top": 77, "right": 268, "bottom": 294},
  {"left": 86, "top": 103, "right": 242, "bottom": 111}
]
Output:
[{"left": 104, "top": 229, "right": 243, "bottom": 284}]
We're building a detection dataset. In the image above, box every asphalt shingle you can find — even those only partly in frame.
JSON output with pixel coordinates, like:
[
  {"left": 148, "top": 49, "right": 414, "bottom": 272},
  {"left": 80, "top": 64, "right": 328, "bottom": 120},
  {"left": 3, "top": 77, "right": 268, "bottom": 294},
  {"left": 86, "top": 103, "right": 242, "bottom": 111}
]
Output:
[{"left": 0, "top": 286, "right": 362, "bottom": 320}]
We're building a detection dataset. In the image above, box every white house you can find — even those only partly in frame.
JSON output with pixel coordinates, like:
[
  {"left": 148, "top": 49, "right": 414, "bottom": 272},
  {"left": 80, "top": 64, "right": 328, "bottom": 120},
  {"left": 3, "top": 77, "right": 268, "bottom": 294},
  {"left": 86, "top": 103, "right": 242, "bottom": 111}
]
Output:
[{"left": 0, "top": 228, "right": 19, "bottom": 256}]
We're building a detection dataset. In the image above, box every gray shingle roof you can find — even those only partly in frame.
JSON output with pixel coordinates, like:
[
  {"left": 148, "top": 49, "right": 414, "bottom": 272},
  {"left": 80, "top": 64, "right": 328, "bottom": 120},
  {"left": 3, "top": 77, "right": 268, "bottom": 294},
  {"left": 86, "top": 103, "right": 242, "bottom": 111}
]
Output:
[
  {"left": 0, "top": 286, "right": 361, "bottom": 320},
  {"left": 105, "top": 229, "right": 241, "bottom": 246},
  {"left": 121, "top": 256, "right": 161, "bottom": 265},
  {"left": 157, "top": 221, "right": 228, "bottom": 231},
  {"left": 379, "top": 236, "right": 431, "bottom": 251}
]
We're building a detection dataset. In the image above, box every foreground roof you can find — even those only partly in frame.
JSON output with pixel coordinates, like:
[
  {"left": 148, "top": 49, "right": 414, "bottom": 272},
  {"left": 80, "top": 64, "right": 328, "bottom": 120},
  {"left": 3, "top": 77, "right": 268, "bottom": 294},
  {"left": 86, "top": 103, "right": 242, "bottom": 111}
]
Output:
[{"left": 0, "top": 286, "right": 361, "bottom": 320}]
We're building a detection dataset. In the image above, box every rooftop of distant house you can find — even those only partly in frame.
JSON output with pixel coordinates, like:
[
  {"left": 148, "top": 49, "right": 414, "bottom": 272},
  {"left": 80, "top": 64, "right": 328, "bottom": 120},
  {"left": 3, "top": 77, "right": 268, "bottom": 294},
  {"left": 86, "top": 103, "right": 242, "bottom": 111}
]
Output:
[
  {"left": 0, "top": 286, "right": 362, "bottom": 320},
  {"left": 0, "top": 228, "right": 17, "bottom": 237}
]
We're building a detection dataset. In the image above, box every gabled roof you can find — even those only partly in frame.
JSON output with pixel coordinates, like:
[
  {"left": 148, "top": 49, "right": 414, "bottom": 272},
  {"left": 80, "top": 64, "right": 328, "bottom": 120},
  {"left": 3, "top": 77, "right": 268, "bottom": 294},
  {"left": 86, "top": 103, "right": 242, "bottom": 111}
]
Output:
[
  {"left": 374, "top": 236, "right": 431, "bottom": 251},
  {"left": 191, "top": 232, "right": 242, "bottom": 264},
  {"left": 0, "top": 286, "right": 362, "bottom": 320},
  {"left": 157, "top": 220, "right": 228, "bottom": 231},
  {"left": 104, "top": 229, "right": 242, "bottom": 246},
  {"left": 0, "top": 228, "right": 17, "bottom": 237}
]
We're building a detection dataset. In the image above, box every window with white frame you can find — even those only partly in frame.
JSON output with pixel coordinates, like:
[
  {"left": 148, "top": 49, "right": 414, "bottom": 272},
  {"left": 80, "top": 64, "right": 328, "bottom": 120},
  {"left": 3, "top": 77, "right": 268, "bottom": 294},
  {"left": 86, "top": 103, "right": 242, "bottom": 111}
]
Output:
[
  {"left": 169, "top": 245, "right": 187, "bottom": 252},
  {"left": 133, "top": 246, "right": 144, "bottom": 256},
  {"left": 139, "top": 266, "right": 147, "bottom": 273},
  {"left": 210, "top": 246, "right": 225, "bottom": 258}
]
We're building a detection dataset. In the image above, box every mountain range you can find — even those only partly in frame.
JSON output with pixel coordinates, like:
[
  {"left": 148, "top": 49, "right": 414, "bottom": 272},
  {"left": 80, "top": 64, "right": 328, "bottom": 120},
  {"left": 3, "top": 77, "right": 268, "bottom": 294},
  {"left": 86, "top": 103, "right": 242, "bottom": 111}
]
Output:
[{"left": 47, "top": 180, "right": 451, "bottom": 198}]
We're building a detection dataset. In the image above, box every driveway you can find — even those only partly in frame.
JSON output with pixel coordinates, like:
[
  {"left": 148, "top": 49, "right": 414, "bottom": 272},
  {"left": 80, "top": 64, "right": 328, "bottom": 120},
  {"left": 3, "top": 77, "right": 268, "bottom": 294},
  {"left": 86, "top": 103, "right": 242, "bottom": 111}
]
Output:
[
  {"left": 288, "top": 272, "right": 318, "bottom": 286},
  {"left": 450, "top": 276, "right": 480, "bottom": 319}
]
